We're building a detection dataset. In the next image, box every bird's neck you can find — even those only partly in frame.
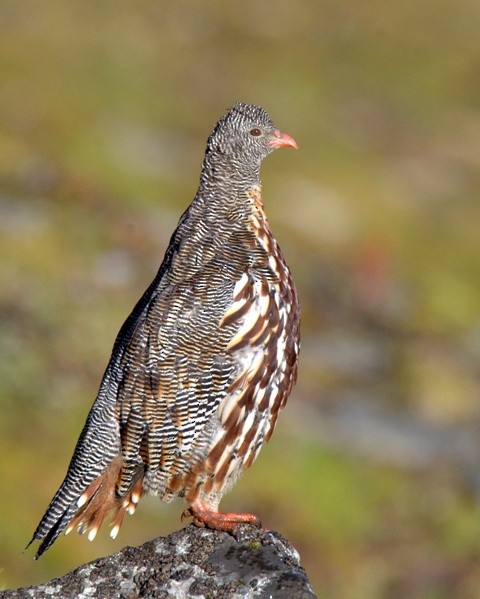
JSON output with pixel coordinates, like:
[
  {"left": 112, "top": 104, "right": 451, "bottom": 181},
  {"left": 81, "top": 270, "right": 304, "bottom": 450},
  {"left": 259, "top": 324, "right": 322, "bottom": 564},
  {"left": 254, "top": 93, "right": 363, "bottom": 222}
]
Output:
[{"left": 198, "top": 151, "right": 261, "bottom": 199}]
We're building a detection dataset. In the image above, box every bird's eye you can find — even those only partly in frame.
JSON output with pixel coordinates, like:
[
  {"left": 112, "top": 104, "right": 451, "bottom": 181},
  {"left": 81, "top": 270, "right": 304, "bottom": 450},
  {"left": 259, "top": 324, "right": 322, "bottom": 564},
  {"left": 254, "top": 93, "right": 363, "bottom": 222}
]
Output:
[{"left": 249, "top": 127, "right": 262, "bottom": 137}]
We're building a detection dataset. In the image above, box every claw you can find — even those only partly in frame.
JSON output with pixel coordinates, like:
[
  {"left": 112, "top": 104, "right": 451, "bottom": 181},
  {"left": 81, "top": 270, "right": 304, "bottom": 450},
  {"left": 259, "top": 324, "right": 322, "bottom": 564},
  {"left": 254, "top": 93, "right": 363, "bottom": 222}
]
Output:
[
  {"left": 180, "top": 508, "right": 193, "bottom": 522},
  {"left": 181, "top": 502, "right": 262, "bottom": 535}
]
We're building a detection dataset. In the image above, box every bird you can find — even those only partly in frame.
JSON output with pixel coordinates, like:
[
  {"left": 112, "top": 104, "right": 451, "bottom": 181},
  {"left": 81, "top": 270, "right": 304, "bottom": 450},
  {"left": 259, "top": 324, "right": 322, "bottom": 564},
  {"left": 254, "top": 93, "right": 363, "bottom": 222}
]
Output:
[{"left": 28, "top": 102, "right": 300, "bottom": 559}]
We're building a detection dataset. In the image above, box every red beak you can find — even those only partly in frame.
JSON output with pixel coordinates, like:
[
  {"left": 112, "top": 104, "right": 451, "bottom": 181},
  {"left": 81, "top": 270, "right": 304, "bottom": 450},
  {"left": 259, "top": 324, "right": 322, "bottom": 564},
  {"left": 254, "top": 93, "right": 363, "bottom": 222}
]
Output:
[{"left": 267, "top": 130, "right": 298, "bottom": 150}]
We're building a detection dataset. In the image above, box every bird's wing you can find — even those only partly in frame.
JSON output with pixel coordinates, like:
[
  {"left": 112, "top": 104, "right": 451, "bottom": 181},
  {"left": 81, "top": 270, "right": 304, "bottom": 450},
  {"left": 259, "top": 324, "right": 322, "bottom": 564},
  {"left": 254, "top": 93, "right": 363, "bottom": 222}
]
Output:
[{"left": 113, "top": 250, "right": 241, "bottom": 498}]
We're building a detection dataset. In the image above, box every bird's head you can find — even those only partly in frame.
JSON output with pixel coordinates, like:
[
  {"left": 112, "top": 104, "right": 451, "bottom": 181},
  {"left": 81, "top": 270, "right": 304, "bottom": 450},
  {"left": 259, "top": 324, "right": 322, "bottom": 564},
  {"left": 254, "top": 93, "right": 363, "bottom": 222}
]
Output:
[{"left": 202, "top": 103, "right": 297, "bottom": 185}]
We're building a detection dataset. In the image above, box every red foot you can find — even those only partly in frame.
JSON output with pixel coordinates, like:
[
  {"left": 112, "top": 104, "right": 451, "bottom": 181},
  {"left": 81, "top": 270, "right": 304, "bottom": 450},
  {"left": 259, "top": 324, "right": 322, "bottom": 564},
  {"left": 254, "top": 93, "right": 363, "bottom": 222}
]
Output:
[{"left": 181, "top": 506, "right": 262, "bottom": 535}]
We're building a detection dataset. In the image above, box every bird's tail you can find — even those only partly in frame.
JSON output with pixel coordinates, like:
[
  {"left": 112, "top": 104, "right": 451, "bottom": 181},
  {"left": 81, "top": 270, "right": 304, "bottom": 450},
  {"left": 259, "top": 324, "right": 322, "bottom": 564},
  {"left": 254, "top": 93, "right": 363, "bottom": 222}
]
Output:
[
  {"left": 27, "top": 453, "right": 144, "bottom": 559},
  {"left": 63, "top": 455, "right": 144, "bottom": 543}
]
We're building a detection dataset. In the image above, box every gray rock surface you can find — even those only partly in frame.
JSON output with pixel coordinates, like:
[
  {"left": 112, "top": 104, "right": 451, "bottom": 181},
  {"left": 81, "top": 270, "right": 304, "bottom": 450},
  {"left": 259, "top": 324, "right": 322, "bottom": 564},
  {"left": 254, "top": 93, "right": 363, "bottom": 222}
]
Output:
[{"left": 3, "top": 525, "right": 316, "bottom": 598}]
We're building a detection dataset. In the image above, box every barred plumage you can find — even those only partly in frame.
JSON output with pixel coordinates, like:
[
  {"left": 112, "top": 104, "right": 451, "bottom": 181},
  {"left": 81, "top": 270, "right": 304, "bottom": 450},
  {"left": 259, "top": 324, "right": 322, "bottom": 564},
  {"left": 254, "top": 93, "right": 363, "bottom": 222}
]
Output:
[{"left": 28, "top": 103, "right": 300, "bottom": 558}]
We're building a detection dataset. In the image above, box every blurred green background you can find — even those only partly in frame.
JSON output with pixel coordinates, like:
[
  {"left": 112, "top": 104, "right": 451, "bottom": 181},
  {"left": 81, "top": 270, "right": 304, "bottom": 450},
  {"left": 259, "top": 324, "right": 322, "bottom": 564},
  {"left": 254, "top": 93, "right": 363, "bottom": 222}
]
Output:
[{"left": 2, "top": 1, "right": 480, "bottom": 597}]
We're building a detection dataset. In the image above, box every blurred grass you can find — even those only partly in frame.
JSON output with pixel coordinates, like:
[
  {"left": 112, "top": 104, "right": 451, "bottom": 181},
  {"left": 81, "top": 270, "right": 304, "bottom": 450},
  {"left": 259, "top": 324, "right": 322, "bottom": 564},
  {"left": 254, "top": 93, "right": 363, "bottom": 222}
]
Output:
[{"left": 2, "top": 1, "right": 480, "bottom": 596}]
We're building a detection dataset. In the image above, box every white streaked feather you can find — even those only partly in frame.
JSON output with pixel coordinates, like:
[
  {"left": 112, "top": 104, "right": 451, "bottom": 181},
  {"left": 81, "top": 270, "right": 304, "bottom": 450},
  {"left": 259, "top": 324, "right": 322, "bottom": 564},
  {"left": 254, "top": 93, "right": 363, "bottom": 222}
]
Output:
[
  {"left": 221, "top": 296, "right": 247, "bottom": 323},
  {"left": 87, "top": 527, "right": 98, "bottom": 542},
  {"left": 77, "top": 493, "right": 88, "bottom": 508},
  {"left": 226, "top": 292, "right": 271, "bottom": 350},
  {"left": 268, "top": 254, "right": 279, "bottom": 272},
  {"left": 233, "top": 272, "right": 249, "bottom": 298},
  {"left": 239, "top": 409, "right": 256, "bottom": 441}
]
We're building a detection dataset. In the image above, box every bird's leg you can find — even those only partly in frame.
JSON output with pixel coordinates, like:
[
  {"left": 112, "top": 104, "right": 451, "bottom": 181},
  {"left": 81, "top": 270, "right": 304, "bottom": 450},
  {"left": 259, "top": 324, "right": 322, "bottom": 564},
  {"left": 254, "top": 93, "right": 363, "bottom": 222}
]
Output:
[{"left": 181, "top": 500, "right": 262, "bottom": 535}]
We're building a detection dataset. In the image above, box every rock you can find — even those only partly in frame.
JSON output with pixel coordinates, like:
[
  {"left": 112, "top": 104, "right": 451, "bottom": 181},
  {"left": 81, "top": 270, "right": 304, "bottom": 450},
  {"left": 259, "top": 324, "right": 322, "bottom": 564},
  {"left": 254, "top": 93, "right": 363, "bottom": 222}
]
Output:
[{"left": 3, "top": 525, "right": 317, "bottom": 598}]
